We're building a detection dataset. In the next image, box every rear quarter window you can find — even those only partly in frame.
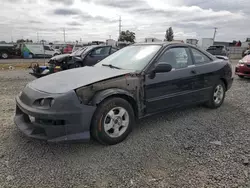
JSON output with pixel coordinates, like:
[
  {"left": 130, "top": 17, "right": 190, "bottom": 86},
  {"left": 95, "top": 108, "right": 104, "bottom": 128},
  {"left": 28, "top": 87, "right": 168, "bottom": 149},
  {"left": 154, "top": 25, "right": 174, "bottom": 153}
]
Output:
[{"left": 191, "top": 48, "right": 212, "bottom": 64}]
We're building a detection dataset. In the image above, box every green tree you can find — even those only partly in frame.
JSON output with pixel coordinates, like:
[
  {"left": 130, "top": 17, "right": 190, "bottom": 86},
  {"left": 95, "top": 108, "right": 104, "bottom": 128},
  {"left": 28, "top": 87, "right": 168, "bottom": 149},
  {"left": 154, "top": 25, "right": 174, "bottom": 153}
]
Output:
[
  {"left": 165, "top": 27, "right": 174, "bottom": 41},
  {"left": 16, "top": 39, "right": 25, "bottom": 43},
  {"left": 118, "top": 30, "right": 136, "bottom": 43}
]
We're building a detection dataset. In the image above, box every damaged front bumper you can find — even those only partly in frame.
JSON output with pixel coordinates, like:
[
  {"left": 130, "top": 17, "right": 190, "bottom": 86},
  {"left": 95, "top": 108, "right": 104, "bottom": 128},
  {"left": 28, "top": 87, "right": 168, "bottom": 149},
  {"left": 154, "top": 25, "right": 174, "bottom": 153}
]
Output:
[{"left": 14, "top": 86, "right": 96, "bottom": 142}]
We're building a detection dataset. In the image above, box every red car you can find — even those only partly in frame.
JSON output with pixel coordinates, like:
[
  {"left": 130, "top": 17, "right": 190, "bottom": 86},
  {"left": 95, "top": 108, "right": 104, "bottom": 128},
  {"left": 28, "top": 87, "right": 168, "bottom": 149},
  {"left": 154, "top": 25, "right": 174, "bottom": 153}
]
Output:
[
  {"left": 235, "top": 55, "right": 250, "bottom": 78},
  {"left": 63, "top": 45, "right": 73, "bottom": 54}
]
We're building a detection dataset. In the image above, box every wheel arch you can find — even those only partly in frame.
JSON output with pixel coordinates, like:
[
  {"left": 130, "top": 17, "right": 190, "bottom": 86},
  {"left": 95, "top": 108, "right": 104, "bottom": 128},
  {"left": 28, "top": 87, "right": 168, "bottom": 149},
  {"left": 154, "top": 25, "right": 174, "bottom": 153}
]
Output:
[
  {"left": 91, "top": 88, "right": 138, "bottom": 118},
  {"left": 220, "top": 78, "right": 228, "bottom": 90}
]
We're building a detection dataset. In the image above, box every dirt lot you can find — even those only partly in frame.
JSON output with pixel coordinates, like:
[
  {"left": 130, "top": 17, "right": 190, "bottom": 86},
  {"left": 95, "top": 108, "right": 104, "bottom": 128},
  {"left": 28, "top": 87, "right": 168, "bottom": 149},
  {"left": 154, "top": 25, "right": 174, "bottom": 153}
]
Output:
[{"left": 1, "top": 60, "right": 250, "bottom": 188}]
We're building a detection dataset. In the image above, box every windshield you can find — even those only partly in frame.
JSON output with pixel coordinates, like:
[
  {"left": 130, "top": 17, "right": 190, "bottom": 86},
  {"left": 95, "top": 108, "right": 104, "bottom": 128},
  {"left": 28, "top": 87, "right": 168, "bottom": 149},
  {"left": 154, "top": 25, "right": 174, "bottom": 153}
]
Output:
[
  {"left": 96, "top": 45, "right": 161, "bottom": 71},
  {"left": 71, "top": 47, "right": 88, "bottom": 56}
]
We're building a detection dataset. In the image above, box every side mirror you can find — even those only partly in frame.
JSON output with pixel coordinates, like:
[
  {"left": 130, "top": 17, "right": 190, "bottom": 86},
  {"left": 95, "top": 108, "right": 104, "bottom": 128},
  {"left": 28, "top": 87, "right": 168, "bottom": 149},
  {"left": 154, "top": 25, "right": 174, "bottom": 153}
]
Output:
[
  {"left": 154, "top": 63, "right": 172, "bottom": 73},
  {"left": 149, "top": 63, "right": 172, "bottom": 79}
]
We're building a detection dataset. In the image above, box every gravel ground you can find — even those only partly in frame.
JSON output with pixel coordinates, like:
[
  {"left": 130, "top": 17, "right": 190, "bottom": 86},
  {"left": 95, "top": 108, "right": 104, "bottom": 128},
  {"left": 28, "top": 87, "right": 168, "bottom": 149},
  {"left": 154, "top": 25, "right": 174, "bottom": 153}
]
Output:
[
  {"left": 1, "top": 60, "right": 250, "bottom": 188},
  {"left": 0, "top": 58, "right": 49, "bottom": 64}
]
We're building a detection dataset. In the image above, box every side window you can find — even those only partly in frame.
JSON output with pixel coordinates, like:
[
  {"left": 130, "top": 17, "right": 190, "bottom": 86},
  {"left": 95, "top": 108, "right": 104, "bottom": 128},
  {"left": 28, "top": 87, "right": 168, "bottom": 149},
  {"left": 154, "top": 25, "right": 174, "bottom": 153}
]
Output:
[
  {"left": 44, "top": 46, "right": 50, "bottom": 51},
  {"left": 111, "top": 48, "right": 118, "bottom": 54},
  {"left": 92, "top": 47, "right": 110, "bottom": 56},
  {"left": 191, "top": 48, "right": 211, "bottom": 64},
  {"left": 158, "top": 47, "right": 191, "bottom": 69}
]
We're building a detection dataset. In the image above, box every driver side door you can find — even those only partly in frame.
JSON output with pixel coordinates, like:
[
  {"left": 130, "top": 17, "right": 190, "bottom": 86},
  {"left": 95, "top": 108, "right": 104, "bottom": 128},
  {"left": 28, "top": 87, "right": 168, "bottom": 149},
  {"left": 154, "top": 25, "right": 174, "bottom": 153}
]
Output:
[{"left": 144, "top": 46, "right": 197, "bottom": 114}]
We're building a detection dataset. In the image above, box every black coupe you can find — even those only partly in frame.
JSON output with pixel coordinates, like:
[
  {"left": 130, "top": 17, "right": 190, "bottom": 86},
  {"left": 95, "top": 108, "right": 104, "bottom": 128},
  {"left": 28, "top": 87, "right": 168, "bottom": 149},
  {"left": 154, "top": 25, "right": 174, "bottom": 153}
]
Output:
[{"left": 15, "top": 42, "right": 233, "bottom": 145}]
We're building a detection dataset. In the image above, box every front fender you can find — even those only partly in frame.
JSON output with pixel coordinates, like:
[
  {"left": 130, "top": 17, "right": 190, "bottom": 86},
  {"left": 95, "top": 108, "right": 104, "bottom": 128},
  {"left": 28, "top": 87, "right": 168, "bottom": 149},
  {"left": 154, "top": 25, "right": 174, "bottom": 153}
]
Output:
[{"left": 91, "top": 88, "right": 135, "bottom": 105}]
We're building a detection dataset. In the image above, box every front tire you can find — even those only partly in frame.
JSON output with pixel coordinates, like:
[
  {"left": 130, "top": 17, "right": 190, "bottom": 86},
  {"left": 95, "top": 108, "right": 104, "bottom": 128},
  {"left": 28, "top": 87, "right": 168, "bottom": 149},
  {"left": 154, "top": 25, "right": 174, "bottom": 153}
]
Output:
[
  {"left": 1, "top": 52, "right": 9, "bottom": 59},
  {"left": 206, "top": 81, "right": 226, "bottom": 109},
  {"left": 69, "top": 62, "right": 82, "bottom": 69},
  {"left": 91, "top": 97, "right": 135, "bottom": 145}
]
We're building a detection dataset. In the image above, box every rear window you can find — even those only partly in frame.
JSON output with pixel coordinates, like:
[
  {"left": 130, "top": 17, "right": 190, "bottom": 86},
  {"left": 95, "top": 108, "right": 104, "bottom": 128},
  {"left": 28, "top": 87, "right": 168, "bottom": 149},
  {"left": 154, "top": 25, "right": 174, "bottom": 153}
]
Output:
[{"left": 207, "top": 46, "right": 224, "bottom": 50}]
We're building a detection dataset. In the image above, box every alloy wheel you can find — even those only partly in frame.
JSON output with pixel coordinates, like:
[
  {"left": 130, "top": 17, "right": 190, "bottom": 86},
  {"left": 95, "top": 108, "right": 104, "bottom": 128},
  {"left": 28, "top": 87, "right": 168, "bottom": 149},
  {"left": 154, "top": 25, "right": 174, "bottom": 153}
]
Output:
[
  {"left": 213, "top": 85, "right": 224, "bottom": 104},
  {"left": 2, "top": 53, "right": 8, "bottom": 59},
  {"left": 104, "top": 107, "right": 130, "bottom": 138}
]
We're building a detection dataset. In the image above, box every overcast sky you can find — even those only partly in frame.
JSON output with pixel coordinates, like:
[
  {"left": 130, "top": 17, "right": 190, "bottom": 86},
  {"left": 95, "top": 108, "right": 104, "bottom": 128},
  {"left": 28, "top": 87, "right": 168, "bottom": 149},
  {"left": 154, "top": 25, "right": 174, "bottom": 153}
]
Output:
[{"left": 0, "top": 0, "right": 249, "bottom": 43}]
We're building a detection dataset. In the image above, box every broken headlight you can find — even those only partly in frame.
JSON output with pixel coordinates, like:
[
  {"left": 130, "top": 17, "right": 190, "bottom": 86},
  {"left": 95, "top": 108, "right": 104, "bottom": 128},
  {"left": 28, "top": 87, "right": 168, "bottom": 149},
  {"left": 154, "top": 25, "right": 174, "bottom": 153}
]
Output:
[{"left": 75, "top": 85, "right": 95, "bottom": 105}]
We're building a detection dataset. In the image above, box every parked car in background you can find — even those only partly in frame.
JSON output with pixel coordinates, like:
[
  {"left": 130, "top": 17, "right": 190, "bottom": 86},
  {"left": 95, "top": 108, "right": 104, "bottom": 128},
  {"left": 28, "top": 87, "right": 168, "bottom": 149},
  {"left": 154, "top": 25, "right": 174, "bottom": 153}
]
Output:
[
  {"left": 206, "top": 45, "right": 229, "bottom": 57},
  {"left": 235, "top": 54, "right": 250, "bottom": 78},
  {"left": 16, "top": 42, "right": 233, "bottom": 145},
  {"left": 22, "top": 44, "right": 61, "bottom": 58},
  {"left": 30, "top": 45, "right": 119, "bottom": 77},
  {"left": 0, "top": 44, "right": 18, "bottom": 59},
  {"left": 63, "top": 44, "right": 73, "bottom": 54},
  {"left": 242, "top": 49, "right": 250, "bottom": 57}
]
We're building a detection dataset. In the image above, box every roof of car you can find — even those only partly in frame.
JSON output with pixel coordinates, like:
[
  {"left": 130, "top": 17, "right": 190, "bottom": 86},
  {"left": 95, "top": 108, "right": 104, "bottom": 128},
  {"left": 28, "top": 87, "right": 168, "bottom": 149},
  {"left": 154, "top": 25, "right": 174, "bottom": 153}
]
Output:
[{"left": 132, "top": 42, "right": 188, "bottom": 47}]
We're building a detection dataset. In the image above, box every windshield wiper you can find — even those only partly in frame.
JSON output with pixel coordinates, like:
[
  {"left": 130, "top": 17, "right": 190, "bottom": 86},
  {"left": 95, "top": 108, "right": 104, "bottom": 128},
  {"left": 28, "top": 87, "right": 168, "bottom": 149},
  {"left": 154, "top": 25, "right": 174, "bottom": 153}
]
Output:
[{"left": 102, "top": 64, "right": 121, "bottom": 69}]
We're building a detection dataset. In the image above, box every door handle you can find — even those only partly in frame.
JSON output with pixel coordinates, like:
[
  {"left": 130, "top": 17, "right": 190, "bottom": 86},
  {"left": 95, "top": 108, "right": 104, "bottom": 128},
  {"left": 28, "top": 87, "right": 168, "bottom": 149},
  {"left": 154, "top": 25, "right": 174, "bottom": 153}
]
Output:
[{"left": 191, "top": 70, "right": 197, "bottom": 74}]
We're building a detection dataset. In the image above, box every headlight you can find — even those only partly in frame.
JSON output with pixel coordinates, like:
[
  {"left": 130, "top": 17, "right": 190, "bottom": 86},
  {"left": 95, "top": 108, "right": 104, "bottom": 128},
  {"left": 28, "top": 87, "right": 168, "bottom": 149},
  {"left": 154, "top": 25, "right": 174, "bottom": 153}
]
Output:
[
  {"left": 239, "top": 60, "right": 245, "bottom": 64},
  {"left": 75, "top": 86, "right": 95, "bottom": 105}
]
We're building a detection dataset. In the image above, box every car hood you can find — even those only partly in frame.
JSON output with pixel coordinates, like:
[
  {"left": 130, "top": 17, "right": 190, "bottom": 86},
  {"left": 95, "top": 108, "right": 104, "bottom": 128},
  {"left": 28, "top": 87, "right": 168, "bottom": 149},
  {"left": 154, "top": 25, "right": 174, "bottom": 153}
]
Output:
[
  {"left": 28, "top": 66, "right": 132, "bottom": 94},
  {"left": 50, "top": 54, "right": 70, "bottom": 61}
]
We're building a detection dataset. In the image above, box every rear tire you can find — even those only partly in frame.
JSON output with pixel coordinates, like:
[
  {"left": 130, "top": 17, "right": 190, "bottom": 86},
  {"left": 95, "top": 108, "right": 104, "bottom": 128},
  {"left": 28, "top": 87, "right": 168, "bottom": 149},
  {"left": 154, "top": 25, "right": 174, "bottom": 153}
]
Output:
[
  {"left": 205, "top": 80, "right": 226, "bottom": 109},
  {"left": 238, "top": 75, "right": 244, "bottom": 78},
  {"left": 91, "top": 97, "right": 135, "bottom": 145},
  {"left": 1, "top": 52, "right": 9, "bottom": 59}
]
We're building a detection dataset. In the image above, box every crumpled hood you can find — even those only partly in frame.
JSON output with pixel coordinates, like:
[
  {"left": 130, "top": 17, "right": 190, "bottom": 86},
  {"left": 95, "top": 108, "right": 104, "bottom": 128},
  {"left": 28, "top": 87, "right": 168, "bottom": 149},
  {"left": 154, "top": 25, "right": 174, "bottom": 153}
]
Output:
[
  {"left": 50, "top": 54, "right": 70, "bottom": 61},
  {"left": 28, "top": 66, "right": 132, "bottom": 94}
]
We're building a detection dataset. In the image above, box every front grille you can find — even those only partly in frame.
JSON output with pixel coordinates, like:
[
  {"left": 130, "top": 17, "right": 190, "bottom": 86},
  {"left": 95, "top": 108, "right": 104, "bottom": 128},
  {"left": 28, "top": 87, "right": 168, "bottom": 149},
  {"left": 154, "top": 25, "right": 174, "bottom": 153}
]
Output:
[{"left": 35, "top": 118, "right": 65, "bottom": 126}]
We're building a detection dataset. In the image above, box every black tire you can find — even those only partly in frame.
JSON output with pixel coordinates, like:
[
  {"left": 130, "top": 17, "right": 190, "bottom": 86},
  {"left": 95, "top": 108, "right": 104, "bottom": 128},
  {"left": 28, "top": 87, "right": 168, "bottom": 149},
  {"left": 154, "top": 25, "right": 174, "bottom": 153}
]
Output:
[
  {"left": 29, "top": 53, "right": 34, "bottom": 59},
  {"left": 69, "top": 62, "right": 82, "bottom": 69},
  {"left": 91, "top": 97, "right": 135, "bottom": 145},
  {"left": 1, "top": 52, "right": 9, "bottom": 59},
  {"left": 206, "top": 80, "right": 226, "bottom": 109},
  {"left": 238, "top": 75, "right": 244, "bottom": 78}
]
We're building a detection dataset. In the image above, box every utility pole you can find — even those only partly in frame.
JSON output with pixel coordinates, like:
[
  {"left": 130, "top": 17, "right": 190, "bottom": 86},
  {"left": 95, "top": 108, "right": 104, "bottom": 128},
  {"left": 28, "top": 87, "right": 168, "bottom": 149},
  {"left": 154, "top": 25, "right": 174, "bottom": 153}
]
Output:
[
  {"left": 118, "top": 16, "right": 121, "bottom": 40},
  {"left": 213, "top": 27, "right": 217, "bottom": 43},
  {"left": 37, "top": 32, "right": 39, "bottom": 43},
  {"left": 63, "top": 28, "right": 66, "bottom": 43}
]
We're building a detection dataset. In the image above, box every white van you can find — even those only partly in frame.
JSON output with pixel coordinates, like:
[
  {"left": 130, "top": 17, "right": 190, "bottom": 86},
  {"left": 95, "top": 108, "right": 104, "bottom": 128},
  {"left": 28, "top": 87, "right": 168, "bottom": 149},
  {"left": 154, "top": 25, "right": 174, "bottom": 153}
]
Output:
[{"left": 23, "top": 44, "right": 61, "bottom": 58}]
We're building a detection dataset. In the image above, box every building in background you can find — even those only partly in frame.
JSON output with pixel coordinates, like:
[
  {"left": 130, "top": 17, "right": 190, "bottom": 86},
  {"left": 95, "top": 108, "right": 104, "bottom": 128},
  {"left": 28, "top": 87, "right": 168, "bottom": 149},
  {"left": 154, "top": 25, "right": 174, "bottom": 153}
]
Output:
[
  {"left": 106, "top": 39, "right": 117, "bottom": 47},
  {"left": 186, "top": 39, "right": 198, "bottom": 46},
  {"left": 201, "top": 38, "right": 214, "bottom": 50}
]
